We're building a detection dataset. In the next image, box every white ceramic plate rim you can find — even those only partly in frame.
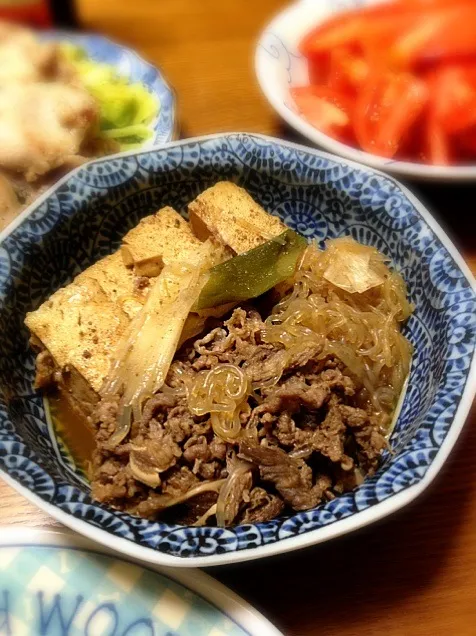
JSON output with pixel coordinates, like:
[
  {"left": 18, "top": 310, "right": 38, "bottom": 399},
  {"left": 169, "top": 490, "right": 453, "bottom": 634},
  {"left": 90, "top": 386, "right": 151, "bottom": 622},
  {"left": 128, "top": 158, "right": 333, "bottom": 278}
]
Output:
[
  {"left": 1, "top": 133, "right": 475, "bottom": 567},
  {"left": 0, "top": 526, "right": 282, "bottom": 636},
  {"left": 255, "top": 0, "right": 476, "bottom": 181}
]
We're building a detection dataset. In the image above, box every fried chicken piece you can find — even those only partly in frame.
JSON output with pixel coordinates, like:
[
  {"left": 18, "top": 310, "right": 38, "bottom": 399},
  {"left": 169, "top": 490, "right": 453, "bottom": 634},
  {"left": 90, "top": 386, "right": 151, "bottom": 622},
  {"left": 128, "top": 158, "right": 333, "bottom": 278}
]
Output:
[
  {"left": 0, "top": 21, "right": 74, "bottom": 85},
  {"left": 0, "top": 83, "right": 99, "bottom": 180},
  {"left": 0, "top": 173, "right": 20, "bottom": 231}
]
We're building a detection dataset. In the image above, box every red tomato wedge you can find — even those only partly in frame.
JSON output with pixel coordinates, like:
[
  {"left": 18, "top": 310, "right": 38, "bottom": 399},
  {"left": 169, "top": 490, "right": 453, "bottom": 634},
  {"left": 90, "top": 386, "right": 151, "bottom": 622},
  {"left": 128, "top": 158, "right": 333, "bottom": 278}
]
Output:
[
  {"left": 301, "top": 12, "right": 419, "bottom": 57},
  {"left": 429, "top": 66, "right": 476, "bottom": 134},
  {"left": 327, "top": 47, "right": 369, "bottom": 93},
  {"left": 426, "top": 118, "right": 451, "bottom": 165},
  {"left": 391, "top": 5, "right": 476, "bottom": 68},
  {"left": 299, "top": 0, "right": 442, "bottom": 56},
  {"left": 291, "top": 86, "right": 352, "bottom": 140},
  {"left": 354, "top": 73, "right": 428, "bottom": 158},
  {"left": 457, "top": 126, "right": 476, "bottom": 157},
  {"left": 299, "top": 0, "right": 474, "bottom": 57}
]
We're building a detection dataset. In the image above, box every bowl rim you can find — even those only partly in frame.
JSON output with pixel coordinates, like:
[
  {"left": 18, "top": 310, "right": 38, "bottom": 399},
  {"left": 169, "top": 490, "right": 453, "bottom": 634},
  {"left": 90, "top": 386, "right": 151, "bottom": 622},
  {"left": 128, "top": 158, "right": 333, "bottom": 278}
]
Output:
[
  {"left": 0, "top": 133, "right": 475, "bottom": 567},
  {"left": 254, "top": 0, "right": 476, "bottom": 182}
]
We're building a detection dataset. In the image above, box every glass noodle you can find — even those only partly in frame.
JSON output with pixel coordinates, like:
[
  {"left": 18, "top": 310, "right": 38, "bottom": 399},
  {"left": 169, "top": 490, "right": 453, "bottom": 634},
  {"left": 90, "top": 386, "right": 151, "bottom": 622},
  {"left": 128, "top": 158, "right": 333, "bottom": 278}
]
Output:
[{"left": 186, "top": 238, "right": 413, "bottom": 437}]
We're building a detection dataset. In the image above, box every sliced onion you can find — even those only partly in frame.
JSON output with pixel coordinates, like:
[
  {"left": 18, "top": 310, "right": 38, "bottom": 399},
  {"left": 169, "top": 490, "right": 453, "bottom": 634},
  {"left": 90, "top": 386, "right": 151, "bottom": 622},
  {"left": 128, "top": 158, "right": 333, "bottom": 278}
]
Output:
[
  {"left": 107, "top": 403, "right": 132, "bottom": 448},
  {"left": 145, "top": 479, "right": 226, "bottom": 512},
  {"left": 216, "top": 458, "right": 252, "bottom": 527},
  {"left": 129, "top": 450, "right": 161, "bottom": 488},
  {"left": 193, "top": 503, "right": 217, "bottom": 527}
]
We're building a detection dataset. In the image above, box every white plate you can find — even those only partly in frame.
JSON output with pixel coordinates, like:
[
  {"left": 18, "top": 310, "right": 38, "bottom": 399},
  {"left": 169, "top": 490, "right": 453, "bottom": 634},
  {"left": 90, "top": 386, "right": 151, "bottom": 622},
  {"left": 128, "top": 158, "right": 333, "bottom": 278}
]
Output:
[
  {"left": 255, "top": 0, "right": 476, "bottom": 181},
  {"left": 0, "top": 527, "right": 282, "bottom": 636}
]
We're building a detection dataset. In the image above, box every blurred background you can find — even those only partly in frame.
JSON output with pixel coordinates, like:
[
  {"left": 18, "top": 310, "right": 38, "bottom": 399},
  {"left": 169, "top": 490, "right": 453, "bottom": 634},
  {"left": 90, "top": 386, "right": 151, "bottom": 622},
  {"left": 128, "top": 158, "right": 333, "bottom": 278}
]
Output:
[{"left": 0, "top": 0, "right": 286, "bottom": 136}]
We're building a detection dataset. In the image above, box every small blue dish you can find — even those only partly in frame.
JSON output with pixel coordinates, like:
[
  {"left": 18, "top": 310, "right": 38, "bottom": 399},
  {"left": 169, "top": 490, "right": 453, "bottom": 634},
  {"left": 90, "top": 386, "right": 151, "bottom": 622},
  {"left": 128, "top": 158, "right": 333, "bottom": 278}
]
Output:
[
  {"left": 0, "top": 134, "right": 475, "bottom": 567},
  {"left": 47, "top": 31, "right": 176, "bottom": 146}
]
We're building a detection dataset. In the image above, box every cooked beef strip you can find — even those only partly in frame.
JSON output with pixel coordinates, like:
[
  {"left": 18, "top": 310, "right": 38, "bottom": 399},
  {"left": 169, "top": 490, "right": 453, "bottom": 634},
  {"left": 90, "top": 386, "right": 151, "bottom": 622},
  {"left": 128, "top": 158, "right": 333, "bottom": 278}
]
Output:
[
  {"left": 238, "top": 487, "right": 285, "bottom": 524},
  {"left": 239, "top": 441, "right": 332, "bottom": 511},
  {"left": 89, "top": 307, "right": 389, "bottom": 525},
  {"left": 163, "top": 465, "right": 199, "bottom": 497}
]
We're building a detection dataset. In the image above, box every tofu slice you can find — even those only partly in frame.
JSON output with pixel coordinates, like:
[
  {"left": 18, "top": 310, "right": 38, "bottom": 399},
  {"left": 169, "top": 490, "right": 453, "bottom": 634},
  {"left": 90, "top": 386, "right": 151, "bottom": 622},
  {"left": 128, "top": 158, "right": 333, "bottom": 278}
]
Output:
[
  {"left": 121, "top": 206, "right": 205, "bottom": 276},
  {"left": 25, "top": 207, "right": 229, "bottom": 401},
  {"left": 25, "top": 279, "right": 129, "bottom": 395},
  {"left": 76, "top": 251, "right": 145, "bottom": 320},
  {"left": 188, "top": 181, "right": 285, "bottom": 254},
  {"left": 26, "top": 187, "right": 287, "bottom": 403}
]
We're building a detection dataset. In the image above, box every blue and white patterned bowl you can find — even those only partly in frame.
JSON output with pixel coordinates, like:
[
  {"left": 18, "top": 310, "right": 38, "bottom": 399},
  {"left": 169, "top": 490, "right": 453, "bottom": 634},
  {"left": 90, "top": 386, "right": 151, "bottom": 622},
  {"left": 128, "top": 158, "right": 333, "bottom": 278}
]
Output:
[
  {"left": 255, "top": 0, "right": 476, "bottom": 181},
  {"left": 0, "top": 133, "right": 475, "bottom": 567},
  {"left": 46, "top": 31, "right": 176, "bottom": 146}
]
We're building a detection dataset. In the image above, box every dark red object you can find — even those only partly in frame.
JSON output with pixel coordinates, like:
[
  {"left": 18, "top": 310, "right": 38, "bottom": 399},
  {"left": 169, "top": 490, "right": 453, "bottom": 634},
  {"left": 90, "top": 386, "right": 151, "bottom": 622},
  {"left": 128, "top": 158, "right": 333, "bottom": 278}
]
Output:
[{"left": 0, "top": 0, "right": 77, "bottom": 28}]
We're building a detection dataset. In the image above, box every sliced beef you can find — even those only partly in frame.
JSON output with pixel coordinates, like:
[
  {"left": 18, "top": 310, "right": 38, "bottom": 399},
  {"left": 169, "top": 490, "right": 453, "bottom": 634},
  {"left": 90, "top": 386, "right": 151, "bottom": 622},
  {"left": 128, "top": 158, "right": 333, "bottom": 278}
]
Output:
[
  {"left": 130, "top": 434, "right": 181, "bottom": 479},
  {"left": 251, "top": 377, "right": 331, "bottom": 420},
  {"left": 239, "top": 441, "right": 331, "bottom": 511},
  {"left": 239, "top": 487, "right": 284, "bottom": 524},
  {"left": 311, "top": 405, "right": 347, "bottom": 464},
  {"left": 274, "top": 413, "right": 297, "bottom": 447},
  {"left": 340, "top": 405, "right": 387, "bottom": 472},
  {"left": 141, "top": 394, "right": 177, "bottom": 430},
  {"left": 164, "top": 404, "right": 194, "bottom": 443},
  {"left": 183, "top": 434, "right": 209, "bottom": 464},
  {"left": 88, "top": 306, "right": 389, "bottom": 526},
  {"left": 162, "top": 466, "right": 199, "bottom": 497},
  {"left": 90, "top": 397, "right": 119, "bottom": 446},
  {"left": 209, "top": 436, "right": 227, "bottom": 461},
  {"left": 91, "top": 453, "right": 145, "bottom": 504},
  {"left": 165, "top": 492, "right": 219, "bottom": 526}
]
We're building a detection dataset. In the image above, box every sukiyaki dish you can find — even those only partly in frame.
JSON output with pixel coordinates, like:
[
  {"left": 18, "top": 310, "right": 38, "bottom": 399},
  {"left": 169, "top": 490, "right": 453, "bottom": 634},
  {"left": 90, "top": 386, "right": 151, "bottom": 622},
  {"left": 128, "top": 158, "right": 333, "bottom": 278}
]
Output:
[{"left": 25, "top": 181, "right": 413, "bottom": 527}]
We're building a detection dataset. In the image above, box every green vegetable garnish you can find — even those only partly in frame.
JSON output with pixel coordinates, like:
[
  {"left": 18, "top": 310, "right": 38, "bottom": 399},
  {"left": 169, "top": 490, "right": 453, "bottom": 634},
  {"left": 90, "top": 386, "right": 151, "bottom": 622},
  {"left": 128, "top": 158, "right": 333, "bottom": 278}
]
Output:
[
  {"left": 195, "top": 230, "right": 307, "bottom": 310},
  {"left": 61, "top": 43, "right": 160, "bottom": 150}
]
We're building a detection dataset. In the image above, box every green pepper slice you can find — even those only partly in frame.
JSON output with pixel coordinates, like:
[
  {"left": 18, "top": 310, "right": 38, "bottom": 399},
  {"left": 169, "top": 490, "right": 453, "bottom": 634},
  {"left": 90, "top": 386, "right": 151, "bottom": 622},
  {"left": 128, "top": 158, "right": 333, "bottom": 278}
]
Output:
[{"left": 195, "top": 229, "right": 307, "bottom": 310}]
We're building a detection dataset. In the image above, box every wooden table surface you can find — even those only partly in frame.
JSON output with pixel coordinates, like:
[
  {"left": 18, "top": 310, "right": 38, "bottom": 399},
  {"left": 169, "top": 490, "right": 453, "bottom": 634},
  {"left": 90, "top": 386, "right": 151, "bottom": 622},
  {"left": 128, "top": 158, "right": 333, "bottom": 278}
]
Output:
[{"left": 1, "top": 1, "right": 476, "bottom": 634}]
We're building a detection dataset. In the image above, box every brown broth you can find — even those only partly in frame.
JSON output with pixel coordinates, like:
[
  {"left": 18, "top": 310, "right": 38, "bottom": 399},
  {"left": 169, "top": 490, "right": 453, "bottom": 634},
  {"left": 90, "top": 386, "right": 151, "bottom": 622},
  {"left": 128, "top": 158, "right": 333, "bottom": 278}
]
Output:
[{"left": 47, "top": 392, "right": 96, "bottom": 474}]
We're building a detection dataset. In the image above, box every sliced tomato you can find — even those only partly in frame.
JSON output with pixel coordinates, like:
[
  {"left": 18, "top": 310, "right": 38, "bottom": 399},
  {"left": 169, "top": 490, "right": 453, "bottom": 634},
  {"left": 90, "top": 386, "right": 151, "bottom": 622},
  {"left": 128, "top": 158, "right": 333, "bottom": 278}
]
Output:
[
  {"left": 300, "top": 11, "right": 420, "bottom": 57},
  {"left": 456, "top": 125, "right": 476, "bottom": 158},
  {"left": 429, "top": 65, "right": 476, "bottom": 134},
  {"left": 298, "top": 0, "right": 476, "bottom": 165},
  {"left": 422, "top": 69, "right": 451, "bottom": 164},
  {"left": 307, "top": 51, "right": 332, "bottom": 85},
  {"left": 392, "top": 5, "right": 476, "bottom": 68},
  {"left": 426, "top": 119, "right": 451, "bottom": 165},
  {"left": 299, "top": 0, "right": 448, "bottom": 56},
  {"left": 290, "top": 85, "right": 352, "bottom": 140},
  {"left": 400, "top": 0, "right": 475, "bottom": 7},
  {"left": 327, "top": 46, "right": 369, "bottom": 93},
  {"left": 354, "top": 72, "right": 428, "bottom": 158}
]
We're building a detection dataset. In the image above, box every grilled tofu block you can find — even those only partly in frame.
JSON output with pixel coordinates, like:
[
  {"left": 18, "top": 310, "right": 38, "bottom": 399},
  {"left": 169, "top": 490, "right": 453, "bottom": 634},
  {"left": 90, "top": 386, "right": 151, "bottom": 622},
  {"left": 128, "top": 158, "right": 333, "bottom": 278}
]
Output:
[
  {"left": 26, "top": 186, "right": 286, "bottom": 407},
  {"left": 75, "top": 251, "right": 145, "bottom": 320},
  {"left": 25, "top": 279, "right": 129, "bottom": 395},
  {"left": 121, "top": 206, "right": 206, "bottom": 277},
  {"left": 188, "top": 181, "right": 285, "bottom": 254},
  {"left": 25, "top": 207, "right": 204, "bottom": 398}
]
